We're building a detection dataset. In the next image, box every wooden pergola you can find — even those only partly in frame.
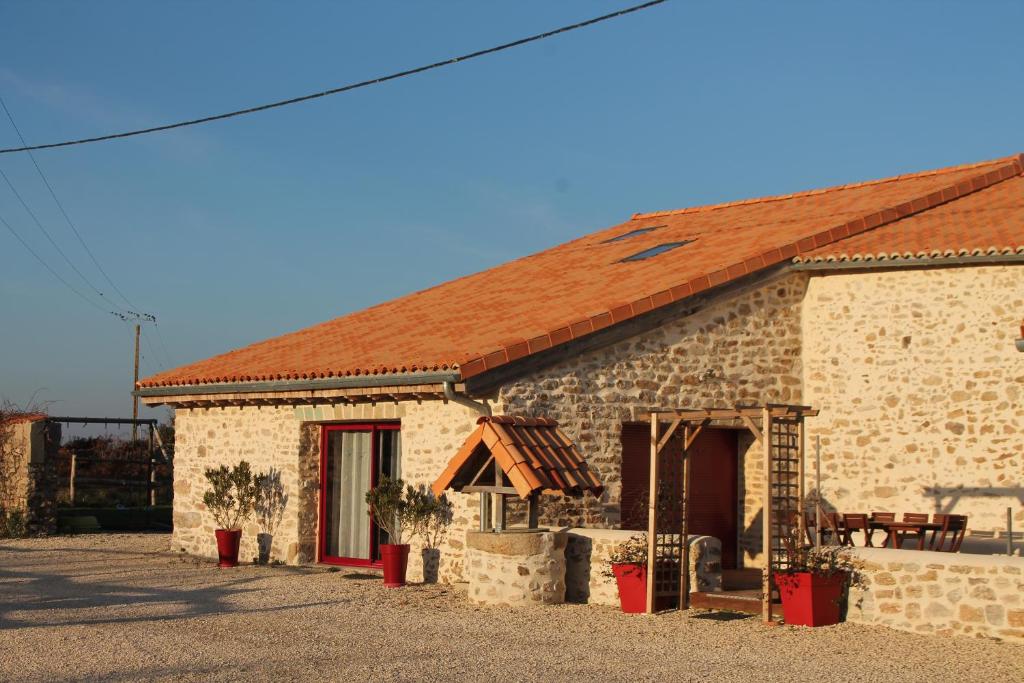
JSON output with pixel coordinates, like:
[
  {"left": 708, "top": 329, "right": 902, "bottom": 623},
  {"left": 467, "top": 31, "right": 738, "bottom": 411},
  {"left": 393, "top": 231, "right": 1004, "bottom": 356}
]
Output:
[{"left": 642, "top": 404, "right": 819, "bottom": 622}]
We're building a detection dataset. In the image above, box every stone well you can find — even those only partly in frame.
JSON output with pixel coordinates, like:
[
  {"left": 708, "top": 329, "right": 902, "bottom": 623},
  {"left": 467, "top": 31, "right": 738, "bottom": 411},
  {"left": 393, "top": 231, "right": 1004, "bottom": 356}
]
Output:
[{"left": 465, "top": 529, "right": 568, "bottom": 606}]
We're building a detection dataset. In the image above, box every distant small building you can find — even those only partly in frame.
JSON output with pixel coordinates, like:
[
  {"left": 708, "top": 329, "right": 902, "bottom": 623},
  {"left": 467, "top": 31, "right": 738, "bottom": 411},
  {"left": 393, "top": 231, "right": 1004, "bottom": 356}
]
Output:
[{"left": 138, "top": 153, "right": 1023, "bottom": 582}]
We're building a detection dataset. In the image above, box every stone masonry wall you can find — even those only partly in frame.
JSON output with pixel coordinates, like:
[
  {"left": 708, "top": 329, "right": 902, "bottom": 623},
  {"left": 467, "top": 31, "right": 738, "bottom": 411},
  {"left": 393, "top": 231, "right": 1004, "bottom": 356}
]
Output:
[
  {"left": 802, "top": 266, "right": 1024, "bottom": 536},
  {"left": 845, "top": 547, "right": 1024, "bottom": 643},
  {"left": 465, "top": 530, "right": 567, "bottom": 606},
  {"left": 172, "top": 400, "right": 483, "bottom": 579},
  {"left": 500, "top": 273, "right": 808, "bottom": 568},
  {"left": 172, "top": 405, "right": 305, "bottom": 564}
]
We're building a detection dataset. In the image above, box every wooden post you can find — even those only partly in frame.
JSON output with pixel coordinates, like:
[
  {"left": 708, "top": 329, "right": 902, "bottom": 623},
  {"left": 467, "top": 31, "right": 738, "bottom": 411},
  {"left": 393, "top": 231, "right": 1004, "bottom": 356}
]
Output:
[
  {"left": 69, "top": 453, "right": 77, "bottom": 506},
  {"left": 132, "top": 324, "right": 140, "bottom": 442},
  {"left": 680, "top": 423, "right": 691, "bottom": 610},
  {"left": 527, "top": 492, "right": 539, "bottom": 529},
  {"left": 493, "top": 460, "right": 505, "bottom": 532},
  {"left": 796, "top": 417, "right": 805, "bottom": 547},
  {"left": 646, "top": 414, "right": 660, "bottom": 614},
  {"left": 815, "top": 434, "right": 822, "bottom": 548},
  {"left": 479, "top": 493, "right": 491, "bottom": 531},
  {"left": 761, "top": 406, "right": 773, "bottom": 623},
  {"left": 147, "top": 423, "right": 156, "bottom": 507}
]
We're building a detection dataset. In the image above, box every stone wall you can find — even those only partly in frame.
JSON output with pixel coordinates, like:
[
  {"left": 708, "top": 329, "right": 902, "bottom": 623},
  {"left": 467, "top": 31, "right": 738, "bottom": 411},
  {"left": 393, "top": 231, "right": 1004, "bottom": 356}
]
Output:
[
  {"left": 845, "top": 547, "right": 1024, "bottom": 643},
  {"left": 803, "top": 265, "right": 1024, "bottom": 537},
  {"left": 465, "top": 530, "right": 567, "bottom": 606},
  {"left": 171, "top": 400, "right": 483, "bottom": 578},
  {"left": 564, "top": 528, "right": 722, "bottom": 606},
  {"left": 0, "top": 417, "right": 60, "bottom": 535},
  {"left": 500, "top": 272, "right": 808, "bottom": 567},
  {"left": 172, "top": 405, "right": 305, "bottom": 564}
]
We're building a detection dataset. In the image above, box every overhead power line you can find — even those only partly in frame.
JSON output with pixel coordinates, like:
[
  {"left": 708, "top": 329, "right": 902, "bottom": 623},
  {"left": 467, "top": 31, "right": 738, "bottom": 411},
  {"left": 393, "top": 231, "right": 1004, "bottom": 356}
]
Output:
[
  {"left": 0, "top": 165, "right": 152, "bottom": 321},
  {"left": 0, "top": 95, "right": 146, "bottom": 313},
  {"left": 0, "top": 0, "right": 667, "bottom": 154},
  {"left": 0, "top": 209, "right": 116, "bottom": 317}
]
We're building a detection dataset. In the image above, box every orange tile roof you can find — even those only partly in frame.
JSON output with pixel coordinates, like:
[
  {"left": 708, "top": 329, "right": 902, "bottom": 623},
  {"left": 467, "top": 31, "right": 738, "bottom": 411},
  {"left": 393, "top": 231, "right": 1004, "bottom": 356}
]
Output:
[
  {"left": 796, "top": 173, "right": 1024, "bottom": 263},
  {"left": 432, "top": 416, "right": 603, "bottom": 499},
  {"left": 140, "top": 153, "right": 1024, "bottom": 389}
]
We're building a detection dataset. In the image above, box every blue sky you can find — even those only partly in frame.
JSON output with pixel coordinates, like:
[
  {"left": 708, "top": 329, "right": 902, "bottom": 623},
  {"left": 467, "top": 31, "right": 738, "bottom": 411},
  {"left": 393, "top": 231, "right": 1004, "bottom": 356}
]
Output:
[{"left": 1, "top": 0, "right": 1021, "bottom": 424}]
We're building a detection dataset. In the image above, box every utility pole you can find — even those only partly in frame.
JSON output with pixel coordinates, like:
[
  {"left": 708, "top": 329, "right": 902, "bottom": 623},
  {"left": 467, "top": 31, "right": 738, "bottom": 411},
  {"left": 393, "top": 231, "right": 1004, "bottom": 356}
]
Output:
[{"left": 132, "top": 323, "right": 140, "bottom": 441}]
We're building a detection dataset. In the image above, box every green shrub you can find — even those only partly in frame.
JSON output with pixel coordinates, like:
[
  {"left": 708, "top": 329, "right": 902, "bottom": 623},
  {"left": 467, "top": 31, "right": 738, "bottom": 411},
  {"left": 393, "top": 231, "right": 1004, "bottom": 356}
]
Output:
[
  {"left": 0, "top": 507, "right": 28, "bottom": 538},
  {"left": 202, "top": 461, "right": 259, "bottom": 530}
]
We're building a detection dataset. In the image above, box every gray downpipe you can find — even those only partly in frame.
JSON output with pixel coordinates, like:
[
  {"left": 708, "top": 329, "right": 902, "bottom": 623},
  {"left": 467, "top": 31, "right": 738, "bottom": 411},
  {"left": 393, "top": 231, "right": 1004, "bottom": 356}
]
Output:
[{"left": 443, "top": 380, "right": 492, "bottom": 417}]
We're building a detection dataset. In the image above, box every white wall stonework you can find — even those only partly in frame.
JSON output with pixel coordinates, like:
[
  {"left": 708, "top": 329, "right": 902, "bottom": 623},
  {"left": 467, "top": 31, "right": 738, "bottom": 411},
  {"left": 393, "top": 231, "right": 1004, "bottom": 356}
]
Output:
[
  {"left": 845, "top": 547, "right": 1024, "bottom": 643},
  {"left": 465, "top": 530, "right": 568, "bottom": 606},
  {"left": 172, "top": 405, "right": 304, "bottom": 564},
  {"left": 499, "top": 273, "right": 808, "bottom": 567},
  {"left": 802, "top": 265, "right": 1024, "bottom": 536},
  {"left": 171, "top": 400, "right": 484, "bottom": 578}
]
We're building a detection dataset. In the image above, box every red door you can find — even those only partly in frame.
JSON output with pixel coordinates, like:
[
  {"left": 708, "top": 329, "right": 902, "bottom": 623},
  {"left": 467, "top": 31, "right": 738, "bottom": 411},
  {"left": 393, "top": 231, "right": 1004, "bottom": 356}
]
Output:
[
  {"left": 620, "top": 424, "right": 739, "bottom": 569},
  {"left": 319, "top": 423, "right": 400, "bottom": 567},
  {"left": 686, "top": 428, "right": 739, "bottom": 569}
]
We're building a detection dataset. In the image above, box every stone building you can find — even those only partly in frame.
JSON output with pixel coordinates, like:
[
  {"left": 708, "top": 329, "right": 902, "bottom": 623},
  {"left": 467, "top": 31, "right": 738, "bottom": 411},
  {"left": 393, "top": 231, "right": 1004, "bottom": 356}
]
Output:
[{"left": 138, "top": 153, "right": 1023, "bottom": 585}]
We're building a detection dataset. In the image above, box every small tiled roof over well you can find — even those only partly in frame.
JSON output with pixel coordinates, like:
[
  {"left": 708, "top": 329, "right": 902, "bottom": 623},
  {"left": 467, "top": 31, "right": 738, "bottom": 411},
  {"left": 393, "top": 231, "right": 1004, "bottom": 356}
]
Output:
[
  {"left": 432, "top": 416, "right": 604, "bottom": 499},
  {"left": 139, "top": 153, "right": 1024, "bottom": 390}
]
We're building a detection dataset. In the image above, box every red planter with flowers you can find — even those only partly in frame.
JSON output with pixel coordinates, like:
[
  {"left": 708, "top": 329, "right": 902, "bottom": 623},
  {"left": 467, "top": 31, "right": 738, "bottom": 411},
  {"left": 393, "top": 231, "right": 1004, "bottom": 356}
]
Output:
[
  {"left": 611, "top": 562, "right": 648, "bottom": 613},
  {"left": 774, "top": 571, "right": 847, "bottom": 626}
]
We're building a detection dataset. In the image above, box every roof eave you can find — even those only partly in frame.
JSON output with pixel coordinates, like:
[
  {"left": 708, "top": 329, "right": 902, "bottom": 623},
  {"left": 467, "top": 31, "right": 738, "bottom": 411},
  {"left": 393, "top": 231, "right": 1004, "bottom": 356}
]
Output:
[{"left": 134, "top": 370, "right": 463, "bottom": 399}]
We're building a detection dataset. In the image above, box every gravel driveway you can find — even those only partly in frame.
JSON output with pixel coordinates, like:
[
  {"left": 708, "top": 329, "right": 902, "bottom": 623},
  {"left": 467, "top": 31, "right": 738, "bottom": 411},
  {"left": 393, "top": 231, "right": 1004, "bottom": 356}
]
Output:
[{"left": 1, "top": 534, "right": 1021, "bottom": 682}]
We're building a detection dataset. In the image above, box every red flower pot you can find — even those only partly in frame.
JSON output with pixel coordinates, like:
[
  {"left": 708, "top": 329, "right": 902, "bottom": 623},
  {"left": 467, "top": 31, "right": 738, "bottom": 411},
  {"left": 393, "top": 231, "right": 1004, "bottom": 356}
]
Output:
[
  {"left": 380, "top": 543, "right": 410, "bottom": 588},
  {"left": 215, "top": 529, "right": 242, "bottom": 568},
  {"left": 774, "top": 571, "right": 847, "bottom": 626},
  {"left": 612, "top": 562, "right": 647, "bottom": 613}
]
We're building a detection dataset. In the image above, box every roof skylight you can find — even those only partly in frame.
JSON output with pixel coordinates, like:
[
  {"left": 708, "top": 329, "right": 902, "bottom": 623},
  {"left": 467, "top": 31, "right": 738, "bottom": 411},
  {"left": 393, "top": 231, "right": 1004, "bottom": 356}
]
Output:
[
  {"left": 620, "top": 240, "right": 694, "bottom": 262},
  {"left": 603, "top": 226, "right": 662, "bottom": 243}
]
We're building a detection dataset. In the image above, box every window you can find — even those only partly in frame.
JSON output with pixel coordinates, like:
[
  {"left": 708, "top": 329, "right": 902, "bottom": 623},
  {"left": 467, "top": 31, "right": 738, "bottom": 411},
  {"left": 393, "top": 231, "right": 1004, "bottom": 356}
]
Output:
[
  {"left": 620, "top": 240, "right": 694, "bottom": 262},
  {"left": 602, "top": 226, "right": 661, "bottom": 243}
]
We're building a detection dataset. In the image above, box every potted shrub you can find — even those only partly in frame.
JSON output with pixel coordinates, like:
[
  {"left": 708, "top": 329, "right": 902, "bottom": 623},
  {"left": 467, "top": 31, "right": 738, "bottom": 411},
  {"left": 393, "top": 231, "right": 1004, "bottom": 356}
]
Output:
[
  {"left": 365, "top": 477, "right": 416, "bottom": 587},
  {"left": 253, "top": 468, "right": 287, "bottom": 565},
  {"left": 407, "top": 485, "right": 453, "bottom": 584},
  {"left": 202, "top": 461, "right": 259, "bottom": 568},
  {"left": 774, "top": 533, "right": 856, "bottom": 627},
  {"left": 605, "top": 534, "right": 648, "bottom": 613}
]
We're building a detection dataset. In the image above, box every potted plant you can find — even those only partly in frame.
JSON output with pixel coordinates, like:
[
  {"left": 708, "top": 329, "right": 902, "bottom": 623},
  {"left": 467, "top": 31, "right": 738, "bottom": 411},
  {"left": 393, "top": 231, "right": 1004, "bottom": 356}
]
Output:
[
  {"left": 253, "top": 468, "right": 287, "bottom": 564},
  {"left": 407, "top": 485, "right": 453, "bottom": 584},
  {"left": 604, "top": 534, "right": 648, "bottom": 613},
  {"left": 365, "top": 477, "right": 416, "bottom": 587},
  {"left": 202, "top": 461, "right": 259, "bottom": 568},
  {"left": 774, "top": 531, "right": 857, "bottom": 627}
]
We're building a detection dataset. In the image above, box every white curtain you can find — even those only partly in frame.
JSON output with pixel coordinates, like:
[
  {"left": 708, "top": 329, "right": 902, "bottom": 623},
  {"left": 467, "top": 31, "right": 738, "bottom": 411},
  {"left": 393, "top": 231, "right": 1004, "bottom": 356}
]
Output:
[{"left": 327, "top": 431, "right": 372, "bottom": 559}]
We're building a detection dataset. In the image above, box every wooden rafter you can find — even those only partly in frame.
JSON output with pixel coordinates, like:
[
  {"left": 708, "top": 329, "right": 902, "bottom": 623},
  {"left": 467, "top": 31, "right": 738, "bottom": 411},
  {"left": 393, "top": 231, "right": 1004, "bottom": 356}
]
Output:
[{"left": 655, "top": 417, "right": 683, "bottom": 454}]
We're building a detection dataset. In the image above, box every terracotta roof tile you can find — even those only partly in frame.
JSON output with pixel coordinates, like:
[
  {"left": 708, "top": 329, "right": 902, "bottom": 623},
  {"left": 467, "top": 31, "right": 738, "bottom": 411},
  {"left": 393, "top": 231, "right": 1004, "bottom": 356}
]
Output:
[
  {"left": 140, "top": 153, "right": 1023, "bottom": 389},
  {"left": 432, "top": 416, "right": 603, "bottom": 499}
]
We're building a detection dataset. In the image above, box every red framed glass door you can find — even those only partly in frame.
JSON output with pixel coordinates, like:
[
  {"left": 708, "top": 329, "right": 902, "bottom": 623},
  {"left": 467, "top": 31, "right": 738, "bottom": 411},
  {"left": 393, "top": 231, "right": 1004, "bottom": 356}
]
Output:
[{"left": 319, "top": 423, "right": 400, "bottom": 566}]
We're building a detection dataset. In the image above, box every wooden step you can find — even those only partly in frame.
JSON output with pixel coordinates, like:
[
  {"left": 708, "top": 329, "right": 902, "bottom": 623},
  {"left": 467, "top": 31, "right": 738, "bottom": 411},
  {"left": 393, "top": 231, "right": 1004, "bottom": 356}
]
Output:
[{"left": 690, "top": 590, "right": 782, "bottom": 619}]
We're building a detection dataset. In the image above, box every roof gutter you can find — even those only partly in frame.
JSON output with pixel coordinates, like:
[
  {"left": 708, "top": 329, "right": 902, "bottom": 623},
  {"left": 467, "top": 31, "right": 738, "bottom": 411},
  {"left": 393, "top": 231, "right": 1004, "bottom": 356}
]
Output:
[
  {"left": 134, "top": 371, "right": 463, "bottom": 398},
  {"left": 443, "top": 380, "right": 492, "bottom": 417}
]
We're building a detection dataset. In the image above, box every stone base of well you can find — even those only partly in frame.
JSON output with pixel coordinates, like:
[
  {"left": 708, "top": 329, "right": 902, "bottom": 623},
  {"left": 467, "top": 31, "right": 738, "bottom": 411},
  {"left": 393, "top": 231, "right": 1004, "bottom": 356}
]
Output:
[{"left": 465, "top": 529, "right": 567, "bottom": 606}]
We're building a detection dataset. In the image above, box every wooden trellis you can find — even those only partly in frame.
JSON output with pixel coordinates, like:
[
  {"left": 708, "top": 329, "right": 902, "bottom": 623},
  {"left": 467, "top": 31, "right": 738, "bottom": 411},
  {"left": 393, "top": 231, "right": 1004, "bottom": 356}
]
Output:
[{"left": 643, "top": 405, "right": 818, "bottom": 622}]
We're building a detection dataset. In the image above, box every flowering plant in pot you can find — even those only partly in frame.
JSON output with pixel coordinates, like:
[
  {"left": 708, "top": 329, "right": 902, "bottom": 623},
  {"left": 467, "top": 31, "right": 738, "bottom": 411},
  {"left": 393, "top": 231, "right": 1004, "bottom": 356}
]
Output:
[
  {"left": 603, "top": 534, "right": 648, "bottom": 613},
  {"left": 202, "top": 461, "right": 259, "bottom": 568},
  {"left": 365, "top": 477, "right": 417, "bottom": 587},
  {"left": 774, "top": 529, "right": 860, "bottom": 627}
]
